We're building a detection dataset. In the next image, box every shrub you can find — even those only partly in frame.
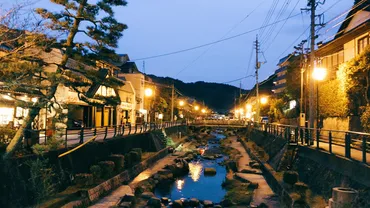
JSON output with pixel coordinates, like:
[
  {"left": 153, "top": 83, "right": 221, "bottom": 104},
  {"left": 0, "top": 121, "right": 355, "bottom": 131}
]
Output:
[
  {"left": 46, "top": 137, "right": 64, "bottom": 150},
  {"left": 90, "top": 165, "right": 102, "bottom": 180},
  {"left": 124, "top": 153, "right": 132, "bottom": 168},
  {"left": 129, "top": 151, "right": 140, "bottom": 163},
  {"left": 31, "top": 137, "right": 63, "bottom": 155},
  {"left": 98, "top": 161, "right": 115, "bottom": 178},
  {"left": 108, "top": 154, "right": 125, "bottom": 171},
  {"left": 283, "top": 171, "right": 299, "bottom": 185},
  {"left": 74, "top": 173, "right": 94, "bottom": 187},
  {"left": 132, "top": 148, "right": 142, "bottom": 160},
  {"left": 25, "top": 158, "right": 56, "bottom": 204},
  {"left": 32, "top": 144, "right": 50, "bottom": 155}
]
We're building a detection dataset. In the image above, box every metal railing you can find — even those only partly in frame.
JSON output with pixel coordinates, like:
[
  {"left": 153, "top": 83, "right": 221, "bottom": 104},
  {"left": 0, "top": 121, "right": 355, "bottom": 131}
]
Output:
[
  {"left": 191, "top": 120, "right": 247, "bottom": 126},
  {"left": 22, "top": 121, "right": 183, "bottom": 149},
  {"left": 252, "top": 122, "right": 370, "bottom": 165}
]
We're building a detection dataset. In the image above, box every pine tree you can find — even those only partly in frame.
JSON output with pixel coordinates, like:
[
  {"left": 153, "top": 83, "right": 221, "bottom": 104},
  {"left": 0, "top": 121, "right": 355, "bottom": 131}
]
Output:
[{"left": 2, "top": 0, "right": 127, "bottom": 158}]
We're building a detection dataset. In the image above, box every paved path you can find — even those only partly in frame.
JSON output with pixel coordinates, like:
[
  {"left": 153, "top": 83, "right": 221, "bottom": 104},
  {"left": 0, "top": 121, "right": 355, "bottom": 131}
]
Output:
[
  {"left": 229, "top": 136, "right": 280, "bottom": 207},
  {"left": 89, "top": 185, "right": 133, "bottom": 208},
  {"left": 90, "top": 142, "right": 189, "bottom": 207},
  {"left": 311, "top": 141, "right": 370, "bottom": 164}
]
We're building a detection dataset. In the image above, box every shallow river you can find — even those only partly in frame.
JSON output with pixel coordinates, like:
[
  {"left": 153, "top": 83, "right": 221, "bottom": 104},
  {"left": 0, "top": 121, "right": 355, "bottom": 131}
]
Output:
[{"left": 154, "top": 133, "right": 227, "bottom": 203}]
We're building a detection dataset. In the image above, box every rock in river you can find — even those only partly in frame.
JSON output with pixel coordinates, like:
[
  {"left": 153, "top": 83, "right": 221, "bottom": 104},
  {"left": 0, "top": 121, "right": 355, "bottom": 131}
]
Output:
[
  {"left": 147, "top": 197, "right": 161, "bottom": 208},
  {"left": 203, "top": 200, "right": 214, "bottom": 207},
  {"left": 172, "top": 199, "right": 183, "bottom": 208},
  {"left": 204, "top": 167, "right": 217, "bottom": 176}
]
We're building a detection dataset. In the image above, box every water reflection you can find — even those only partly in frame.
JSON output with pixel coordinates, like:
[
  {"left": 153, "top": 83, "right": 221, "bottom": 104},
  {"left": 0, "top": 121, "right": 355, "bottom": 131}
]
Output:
[
  {"left": 188, "top": 162, "right": 203, "bottom": 182},
  {"left": 176, "top": 179, "right": 185, "bottom": 190}
]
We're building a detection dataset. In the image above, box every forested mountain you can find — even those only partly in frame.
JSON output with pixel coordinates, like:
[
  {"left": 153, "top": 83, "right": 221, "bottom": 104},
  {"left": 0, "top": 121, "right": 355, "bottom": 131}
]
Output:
[{"left": 147, "top": 74, "right": 248, "bottom": 113}]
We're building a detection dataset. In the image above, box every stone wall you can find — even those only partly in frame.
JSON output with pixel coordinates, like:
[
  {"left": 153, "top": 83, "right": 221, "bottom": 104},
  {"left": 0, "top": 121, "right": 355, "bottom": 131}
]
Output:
[{"left": 0, "top": 126, "right": 188, "bottom": 207}]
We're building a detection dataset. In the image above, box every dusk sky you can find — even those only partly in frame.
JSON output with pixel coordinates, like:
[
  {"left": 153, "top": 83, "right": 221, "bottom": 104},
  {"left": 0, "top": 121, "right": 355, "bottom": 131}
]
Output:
[{"left": 3, "top": 0, "right": 354, "bottom": 89}]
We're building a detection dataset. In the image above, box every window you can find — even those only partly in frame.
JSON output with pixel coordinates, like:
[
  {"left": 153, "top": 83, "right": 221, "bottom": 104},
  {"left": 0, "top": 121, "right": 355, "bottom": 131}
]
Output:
[{"left": 358, "top": 36, "right": 369, "bottom": 54}]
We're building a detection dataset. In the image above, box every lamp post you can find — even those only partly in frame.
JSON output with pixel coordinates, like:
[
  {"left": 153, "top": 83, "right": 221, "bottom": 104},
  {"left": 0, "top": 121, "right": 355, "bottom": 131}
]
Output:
[
  {"left": 312, "top": 67, "right": 327, "bottom": 129},
  {"left": 145, "top": 88, "right": 153, "bottom": 123}
]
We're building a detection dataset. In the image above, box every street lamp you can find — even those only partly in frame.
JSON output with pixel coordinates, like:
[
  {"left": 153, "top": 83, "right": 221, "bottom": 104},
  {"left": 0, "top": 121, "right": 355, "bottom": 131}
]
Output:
[
  {"left": 260, "top": 97, "right": 268, "bottom": 105},
  {"left": 313, "top": 67, "right": 327, "bottom": 129},
  {"left": 144, "top": 88, "right": 154, "bottom": 123},
  {"left": 145, "top": 88, "right": 153, "bottom": 97},
  {"left": 179, "top": 100, "right": 185, "bottom": 106},
  {"left": 201, "top": 109, "right": 206, "bottom": 114},
  {"left": 194, "top": 106, "right": 199, "bottom": 111}
]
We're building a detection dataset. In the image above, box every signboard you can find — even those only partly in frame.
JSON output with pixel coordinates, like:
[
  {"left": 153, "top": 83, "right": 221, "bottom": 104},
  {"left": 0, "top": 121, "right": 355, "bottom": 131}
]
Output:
[{"left": 120, "top": 102, "right": 133, "bottom": 110}]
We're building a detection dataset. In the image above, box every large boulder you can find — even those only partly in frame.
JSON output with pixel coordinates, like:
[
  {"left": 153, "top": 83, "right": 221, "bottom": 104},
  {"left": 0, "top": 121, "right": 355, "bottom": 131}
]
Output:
[
  {"left": 141, "top": 192, "right": 155, "bottom": 199},
  {"left": 204, "top": 168, "right": 217, "bottom": 176},
  {"left": 147, "top": 197, "right": 161, "bottom": 208},
  {"left": 172, "top": 199, "right": 183, "bottom": 208},
  {"left": 203, "top": 200, "right": 214, "bottom": 207},
  {"left": 283, "top": 171, "right": 299, "bottom": 185},
  {"left": 189, "top": 198, "right": 199, "bottom": 207},
  {"left": 226, "top": 160, "right": 238, "bottom": 172}
]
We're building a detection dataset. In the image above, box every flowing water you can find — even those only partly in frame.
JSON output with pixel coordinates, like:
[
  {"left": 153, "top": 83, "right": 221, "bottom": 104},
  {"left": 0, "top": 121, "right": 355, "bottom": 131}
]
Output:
[{"left": 154, "top": 132, "right": 227, "bottom": 203}]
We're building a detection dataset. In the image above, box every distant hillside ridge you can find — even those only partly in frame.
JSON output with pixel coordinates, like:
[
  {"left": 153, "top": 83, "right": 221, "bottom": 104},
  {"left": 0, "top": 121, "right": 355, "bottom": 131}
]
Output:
[{"left": 147, "top": 74, "right": 248, "bottom": 113}]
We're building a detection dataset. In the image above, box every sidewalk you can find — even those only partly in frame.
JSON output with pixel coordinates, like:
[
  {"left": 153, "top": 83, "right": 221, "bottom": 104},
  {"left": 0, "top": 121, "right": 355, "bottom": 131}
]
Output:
[
  {"left": 310, "top": 141, "right": 370, "bottom": 164},
  {"left": 229, "top": 136, "right": 280, "bottom": 207}
]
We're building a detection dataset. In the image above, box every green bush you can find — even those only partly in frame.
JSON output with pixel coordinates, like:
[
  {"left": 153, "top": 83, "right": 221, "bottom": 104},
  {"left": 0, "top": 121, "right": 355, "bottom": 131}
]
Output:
[
  {"left": 98, "top": 161, "right": 115, "bottom": 178},
  {"left": 124, "top": 153, "right": 132, "bottom": 167},
  {"left": 74, "top": 173, "right": 94, "bottom": 187},
  {"left": 283, "top": 171, "right": 299, "bottom": 185},
  {"left": 32, "top": 144, "right": 50, "bottom": 155},
  {"left": 107, "top": 154, "right": 125, "bottom": 171},
  {"left": 31, "top": 137, "right": 63, "bottom": 155},
  {"left": 90, "top": 165, "right": 102, "bottom": 180},
  {"left": 25, "top": 158, "right": 56, "bottom": 204},
  {"left": 129, "top": 151, "right": 140, "bottom": 163},
  {"left": 132, "top": 148, "right": 142, "bottom": 160},
  {"left": 166, "top": 137, "right": 175, "bottom": 147}
]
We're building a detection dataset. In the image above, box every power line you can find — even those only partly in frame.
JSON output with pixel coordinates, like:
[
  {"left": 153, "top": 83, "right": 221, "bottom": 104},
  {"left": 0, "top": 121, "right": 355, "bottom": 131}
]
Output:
[
  {"left": 174, "top": 0, "right": 268, "bottom": 77},
  {"left": 263, "top": 0, "right": 301, "bottom": 51},
  {"left": 131, "top": 13, "right": 302, "bottom": 62},
  {"left": 274, "top": 0, "right": 345, "bottom": 62},
  {"left": 221, "top": 75, "right": 255, "bottom": 84},
  {"left": 261, "top": 0, "right": 292, "bottom": 45},
  {"left": 259, "top": 0, "right": 280, "bottom": 38}
]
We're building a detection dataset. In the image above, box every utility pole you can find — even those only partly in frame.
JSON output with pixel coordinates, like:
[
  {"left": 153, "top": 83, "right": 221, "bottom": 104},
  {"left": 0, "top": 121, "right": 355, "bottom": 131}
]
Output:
[
  {"left": 308, "top": 0, "right": 316, "bottom": 130},
  {"left": 143, "top": 61, "right": 146, "bottom": 74},
  {"left": 255, "top": 35, "right": 260, "bottom": 122},
  {"left": 171, "top": 84, "right": 174, "bottom": 122}
]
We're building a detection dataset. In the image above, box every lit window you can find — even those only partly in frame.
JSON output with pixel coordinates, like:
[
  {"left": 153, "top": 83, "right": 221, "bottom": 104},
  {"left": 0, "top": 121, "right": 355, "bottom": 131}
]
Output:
[
  {"left": 0, "top": 107, "right": 14, "bottom": 125},
  {"left": 358, "top": 36, "right": 369, "bottom": 54}
]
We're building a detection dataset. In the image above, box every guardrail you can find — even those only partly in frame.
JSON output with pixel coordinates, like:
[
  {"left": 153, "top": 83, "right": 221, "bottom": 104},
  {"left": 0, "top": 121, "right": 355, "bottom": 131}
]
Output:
[
  {"left": 191, "top": 120, "right": 247, "bottom": 126},
  {"left": 252, "top": 122, "right": 370, "bottom": 165},
  {"left": 21, "top": 121, "right": 184, "bottom": 149}
]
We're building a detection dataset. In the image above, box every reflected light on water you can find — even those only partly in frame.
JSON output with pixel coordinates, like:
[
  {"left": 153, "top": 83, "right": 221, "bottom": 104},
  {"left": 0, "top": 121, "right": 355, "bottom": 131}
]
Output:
[
  {"left": 176, "top": 179, "right": 185, "bottom": 190},
  {"left": 188, "top": 162, "right": 203, "bottom": 182}
]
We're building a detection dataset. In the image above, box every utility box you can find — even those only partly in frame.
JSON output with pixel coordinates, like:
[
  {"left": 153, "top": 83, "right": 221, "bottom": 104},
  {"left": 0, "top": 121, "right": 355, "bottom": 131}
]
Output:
[{"left": 300, "top": 113, "right": 306, "bottom": 127}]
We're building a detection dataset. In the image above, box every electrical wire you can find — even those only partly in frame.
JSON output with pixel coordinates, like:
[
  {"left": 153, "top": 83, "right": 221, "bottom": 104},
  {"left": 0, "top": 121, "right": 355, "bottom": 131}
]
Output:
[
  {"left": 274, "top": 0, "right": 347, "bottom": 62},
  {"left": 263, "top": 0, "right": 301, "bottom": 51},
  {"left": 319, "top": 1, "right": 370, "bottom": 41},
  {"left": 259, "top": 0, "right": 280, "bottom": 38},
  {"left": 221, "top": 75, "right": 255, "bottom": 84},
  {"left": 261, "top": 0, "right": 292, "bottom": 45},
  {"left": 174, "top": 0, "right": 268, "bottom": 77},
  {"left": 131, "top": 13, "right": 302, "bottom": 62}
]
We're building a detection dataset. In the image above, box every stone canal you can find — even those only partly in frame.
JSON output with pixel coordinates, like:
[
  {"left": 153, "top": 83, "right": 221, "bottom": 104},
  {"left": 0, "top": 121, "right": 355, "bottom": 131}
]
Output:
[{"left": 91, "top": 129, "right": 280, "bottom": 207}]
